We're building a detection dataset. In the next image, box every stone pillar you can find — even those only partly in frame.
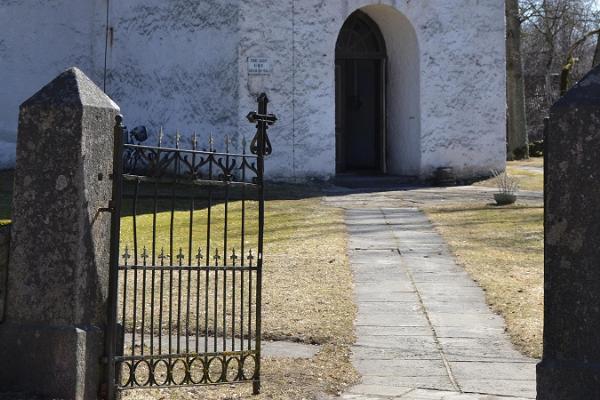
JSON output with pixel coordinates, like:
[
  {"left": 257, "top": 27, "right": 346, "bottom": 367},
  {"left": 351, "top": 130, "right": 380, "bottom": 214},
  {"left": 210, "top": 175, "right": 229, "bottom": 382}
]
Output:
[
  {"left": 537, "top": 65, "right": 600, "bottom": 398},
  {"left": 0, "top": 68, "right": 119, "bottom": 399}
]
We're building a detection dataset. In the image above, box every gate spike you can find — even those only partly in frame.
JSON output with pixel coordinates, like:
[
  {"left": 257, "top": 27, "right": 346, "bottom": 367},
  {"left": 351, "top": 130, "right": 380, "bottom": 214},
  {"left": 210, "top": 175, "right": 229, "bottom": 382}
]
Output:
[
  {"left": 158, "top": 126, "right": 164, "bottom": 147},
  {"left": 192, "top": 132, "right": 198, "bottom": 150},
  {"left": 175, "top": 130, "right": 181, "bottom": 149},
  {"left": 209, "top": 133, "right": 214, "bottom": 152},
  {"left": 247, "top": 249, "right": 254, "bottom": 266},
  {"left": 214, "top": 248, "right": 221, "bottom": 265},
  {"left": 176, "top": 247, "right": 185, "bottom": 265},
  {"left": 122, "top": 246, "right": 131, "bottom": 266},
  {"left": 242, "top": 137, "right": 247, "bottom": 154},
  {"left": 141, "top": 246, "right": 149, "bottom": 265},
  {"left": 230, "top": 248, "right": 238, "bottom": 266},
  {"left": 158, "top": 247, "right": 167, "bottom": 266},
  {"left": 195, "top": 247, "right": 203, "bottom": 265},
  {"left": 225, "top": 134, "right": 230, "bottom": 153}
]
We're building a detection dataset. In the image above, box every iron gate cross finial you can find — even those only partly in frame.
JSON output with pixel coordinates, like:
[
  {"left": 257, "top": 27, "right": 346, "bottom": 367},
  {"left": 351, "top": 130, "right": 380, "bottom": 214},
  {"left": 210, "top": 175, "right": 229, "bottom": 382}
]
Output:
[{"left": 247, "top": 93, "right": 277, "bottom": 156}]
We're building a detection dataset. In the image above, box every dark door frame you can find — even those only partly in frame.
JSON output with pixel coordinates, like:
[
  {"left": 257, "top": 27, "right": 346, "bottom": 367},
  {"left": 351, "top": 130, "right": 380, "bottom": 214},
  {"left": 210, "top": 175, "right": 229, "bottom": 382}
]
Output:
[{"left": 335, "top": 10, "right": 387, "bottom": 174}]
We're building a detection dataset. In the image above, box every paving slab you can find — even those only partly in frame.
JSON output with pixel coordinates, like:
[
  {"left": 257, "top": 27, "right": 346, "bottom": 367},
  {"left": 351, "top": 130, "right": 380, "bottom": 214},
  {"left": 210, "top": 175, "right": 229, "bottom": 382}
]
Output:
[
  {"left": 342, "top": 207, "right": 537, "bottom": 399},
  {"left": 345, "top": 384, "right": 414, "bottom": 398},
  {"left": 398, "top": 388, "right": 533, "bottom": 399},
  {"left": 356, "top": 325, "right": 433, "bottom": 337},
  {"left": 353, "top": 346, "right": 442, "bottom": 361},
  {"left": 439, "top": 337, "right": 530, "bottom": 363},
  {"left": 357, "top": 301, "right": 422, "bottom": 314},
  {"left": 355, "top": 359, "right": 449, "bottom": 377},
  {"left": 360, "top": 375, "right": 456, "bottom": 392},
  {"left": 356, "top": 312, "right": 430, "bottom": 328},
  {"left": 355, "top": 281, "right": 416, "bottom": 295},
  {"left": 355, "top": 290, "right": 419, "bottom": 302},
  {"left": 355, "top": 335, "right": 438, "bottom": 351}
]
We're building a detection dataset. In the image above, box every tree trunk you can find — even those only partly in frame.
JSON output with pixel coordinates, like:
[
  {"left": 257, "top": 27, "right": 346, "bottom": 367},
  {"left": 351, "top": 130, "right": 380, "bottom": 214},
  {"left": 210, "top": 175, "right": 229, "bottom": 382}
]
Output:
[
  {"left": 593, "top": 32, "right": 600, "bottom": 68},
  {"left": 506, "top": 0, "right": 529, "bottom": 160}
]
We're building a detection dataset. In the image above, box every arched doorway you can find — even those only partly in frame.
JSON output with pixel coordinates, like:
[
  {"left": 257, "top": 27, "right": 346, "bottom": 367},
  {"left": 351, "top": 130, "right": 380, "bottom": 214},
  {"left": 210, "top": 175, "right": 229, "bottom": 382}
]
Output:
[{"left": 335, "top": 10, "right": 387, "bottom": 174}]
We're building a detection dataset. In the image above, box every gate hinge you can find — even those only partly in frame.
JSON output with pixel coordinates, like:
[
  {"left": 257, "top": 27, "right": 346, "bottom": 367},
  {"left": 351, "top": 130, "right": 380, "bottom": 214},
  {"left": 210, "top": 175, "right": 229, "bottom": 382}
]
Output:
[{"left": 98, "top": 200, "right": 115, "bottom": 213}]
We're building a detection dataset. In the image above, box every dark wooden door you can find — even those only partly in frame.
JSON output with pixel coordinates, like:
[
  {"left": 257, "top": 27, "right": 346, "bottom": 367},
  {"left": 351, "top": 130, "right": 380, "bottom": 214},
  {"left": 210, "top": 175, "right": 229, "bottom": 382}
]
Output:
[
  {"left": 335, "top": 10, "right": 386, "bottom": 174},
  {"left": 337, "top": 58, "right": 382, "bottom": 172}
]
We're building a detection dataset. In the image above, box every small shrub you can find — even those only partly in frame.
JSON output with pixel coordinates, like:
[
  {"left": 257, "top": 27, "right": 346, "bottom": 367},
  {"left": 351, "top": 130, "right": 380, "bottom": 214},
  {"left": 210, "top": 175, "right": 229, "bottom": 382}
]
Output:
[{"left": 491, "top": 169, "right": 519, "bottom": 194}]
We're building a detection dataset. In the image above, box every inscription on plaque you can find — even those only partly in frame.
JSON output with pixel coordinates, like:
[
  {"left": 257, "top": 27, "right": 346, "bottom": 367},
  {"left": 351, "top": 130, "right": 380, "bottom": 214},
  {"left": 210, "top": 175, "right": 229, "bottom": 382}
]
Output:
[{"left": 248, "top": 57, "right": 272, "bottom": 75}]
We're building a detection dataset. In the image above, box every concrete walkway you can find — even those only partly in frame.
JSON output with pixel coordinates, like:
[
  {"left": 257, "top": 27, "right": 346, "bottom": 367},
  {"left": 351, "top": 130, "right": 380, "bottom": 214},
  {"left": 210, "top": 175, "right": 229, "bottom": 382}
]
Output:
[{"left": 342, "top": 207, "right": 537, "bottom": 400}]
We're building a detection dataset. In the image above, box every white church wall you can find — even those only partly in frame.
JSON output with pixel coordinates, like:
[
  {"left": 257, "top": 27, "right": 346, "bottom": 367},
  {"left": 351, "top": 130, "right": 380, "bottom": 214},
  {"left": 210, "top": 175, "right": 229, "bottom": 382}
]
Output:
[
  {"left": 416, "top": 1, "right": 507, "bottom": 179},
  {"left": 0, "top": 0, "right": 505, "bottom": 181},
  {"left": 0, "top": 0, "right": 106, "bottom": 169},
  {"left": 238, "top": 1, "right": 296, "bottom": 180},
  {"left": 236, "top": 0, "right": 505, "bottom": 181},
  {"left": 237, "top": 1, "right": 341, "bottom": 181},
  {"left": 106, "top": 1, "right": 241, "bottom": 151}
]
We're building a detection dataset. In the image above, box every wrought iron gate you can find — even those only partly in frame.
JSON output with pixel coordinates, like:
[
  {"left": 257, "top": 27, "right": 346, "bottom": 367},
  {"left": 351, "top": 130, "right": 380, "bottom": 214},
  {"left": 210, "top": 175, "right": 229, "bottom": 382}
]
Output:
[{"left": 104, "top": 94, "right": 276, "bottom": 399}]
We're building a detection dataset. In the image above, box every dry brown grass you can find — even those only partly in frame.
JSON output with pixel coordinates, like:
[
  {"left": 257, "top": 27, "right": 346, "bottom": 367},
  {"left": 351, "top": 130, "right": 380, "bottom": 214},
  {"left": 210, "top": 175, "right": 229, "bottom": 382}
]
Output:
[
  {"left": 475, "top": 159, "right": 543, "bottom": 192},
  {"left": 425, "top": 204, "right": 544, "bottom": 358},
  {"left": 262, "top": 197, "right": 355, "bottom": 345}
]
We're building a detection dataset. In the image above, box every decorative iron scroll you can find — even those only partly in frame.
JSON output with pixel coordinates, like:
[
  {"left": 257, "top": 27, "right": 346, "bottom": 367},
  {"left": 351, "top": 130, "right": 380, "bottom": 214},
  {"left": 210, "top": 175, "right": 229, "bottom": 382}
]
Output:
[
  {"left": 117, "top": 353, "right": 258, "bottom": 387},
  {"left": 122, "top": 132, "right": 259, "bottom": 185}
]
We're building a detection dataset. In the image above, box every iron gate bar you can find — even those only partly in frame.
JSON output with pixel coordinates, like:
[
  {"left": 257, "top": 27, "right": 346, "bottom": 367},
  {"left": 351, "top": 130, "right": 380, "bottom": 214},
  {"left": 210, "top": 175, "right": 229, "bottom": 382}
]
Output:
[
  {"left": 248, "top": 92, "right": 276, "bottom": 395},
  {"left": 105, "top": 114, "right": 125, "bottom": 400},
  {"left": 104, "top": 94, "right": 274, "bottom": 398},
  {"left": 240, "top": 140, "right": 247, "bottom": 356},
  {"left": 125, "top": 143, "right": 256, "bottom": 158}
]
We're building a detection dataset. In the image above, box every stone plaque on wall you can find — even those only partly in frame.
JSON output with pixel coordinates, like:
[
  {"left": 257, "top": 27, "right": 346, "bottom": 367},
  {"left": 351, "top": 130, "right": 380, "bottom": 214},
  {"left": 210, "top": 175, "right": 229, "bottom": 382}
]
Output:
[{"left": 248, "top": 57, "right": 272, "bottom": 75}]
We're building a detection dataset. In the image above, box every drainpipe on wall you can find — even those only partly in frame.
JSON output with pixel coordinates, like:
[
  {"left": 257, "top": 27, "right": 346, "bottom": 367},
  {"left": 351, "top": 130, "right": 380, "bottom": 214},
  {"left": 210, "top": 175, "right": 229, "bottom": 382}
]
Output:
[{"left": 103, "top": 0, "right": 110, "bottom": 92}]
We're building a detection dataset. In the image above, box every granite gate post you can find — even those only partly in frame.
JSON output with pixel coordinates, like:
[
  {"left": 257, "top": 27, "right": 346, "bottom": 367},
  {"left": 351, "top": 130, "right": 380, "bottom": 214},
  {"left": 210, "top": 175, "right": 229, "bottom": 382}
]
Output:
[
  {"left": 0, "top": 68, "right": 119, "bottom": 399},
  {"left": 537, "top": 65, "right": 600, "bottom": 398}
]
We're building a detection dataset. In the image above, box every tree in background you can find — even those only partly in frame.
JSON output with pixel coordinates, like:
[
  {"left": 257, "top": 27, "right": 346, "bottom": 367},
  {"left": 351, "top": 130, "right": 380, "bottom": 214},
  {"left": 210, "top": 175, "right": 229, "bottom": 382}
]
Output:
[
  {"left": 594, "top": 32, "right": 600, "bottom": 67},
  {"left": 507, "top": 0, "right": 529, "bottom": 160},
  {"left": 518, "top": 0, "right": 600, "bottom": 142}
]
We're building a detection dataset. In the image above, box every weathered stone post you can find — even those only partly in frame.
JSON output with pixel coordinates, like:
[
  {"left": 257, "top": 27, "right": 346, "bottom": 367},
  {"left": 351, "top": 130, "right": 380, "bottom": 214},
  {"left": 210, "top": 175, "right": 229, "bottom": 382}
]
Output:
[
  {"left": 0, "top": 68, "right": 119, "bottom": 399},
  {"left": 537, "top": 65, "right": 600, "bottom": 398}
]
